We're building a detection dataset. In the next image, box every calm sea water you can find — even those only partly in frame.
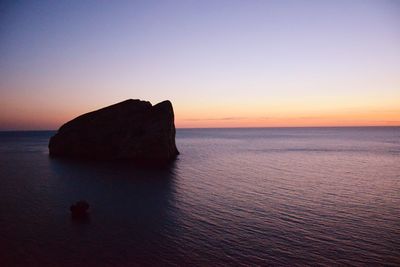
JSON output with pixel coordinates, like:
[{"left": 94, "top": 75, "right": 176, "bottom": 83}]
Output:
[{"left": 0, "top": 127, "right": 399, "bottom": 266}]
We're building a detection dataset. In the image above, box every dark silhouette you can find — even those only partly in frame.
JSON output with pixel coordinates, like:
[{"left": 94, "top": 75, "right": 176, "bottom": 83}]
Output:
[
  {"left": 48, "top": 99, "right": 179, "bottom": 164},
  {"left": 70, "top": 200, "right": 89, "bottom": 219}
]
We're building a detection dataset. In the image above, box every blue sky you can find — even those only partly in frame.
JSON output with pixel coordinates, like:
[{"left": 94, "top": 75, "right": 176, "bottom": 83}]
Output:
[{"left": 1, "top": 0, "right": 399, "bottom": 129}]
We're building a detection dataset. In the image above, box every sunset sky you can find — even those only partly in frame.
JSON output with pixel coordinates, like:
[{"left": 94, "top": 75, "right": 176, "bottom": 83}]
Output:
[{"left": 0, "top": 0, "right": 399, "bottom": 130}]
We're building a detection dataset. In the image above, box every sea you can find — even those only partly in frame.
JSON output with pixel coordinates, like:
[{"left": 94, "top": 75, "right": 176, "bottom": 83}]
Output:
[{"left": 0, "top": 127, "right": 399, "bottom": 266}]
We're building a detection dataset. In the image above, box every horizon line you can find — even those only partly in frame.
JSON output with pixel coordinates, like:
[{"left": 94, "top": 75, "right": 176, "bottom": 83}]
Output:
[{"left": 1, "top": 125, "right": 399, "bottom": 132}]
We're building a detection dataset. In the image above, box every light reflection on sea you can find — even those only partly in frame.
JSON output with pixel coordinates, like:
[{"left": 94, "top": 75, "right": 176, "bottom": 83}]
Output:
[{"left": 0, "top": 127, "right": 399, "bottom": 266}]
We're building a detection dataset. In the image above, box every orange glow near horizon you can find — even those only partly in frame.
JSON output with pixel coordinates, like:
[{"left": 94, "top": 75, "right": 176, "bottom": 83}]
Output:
[
  {"left": 174, "top": 99, "right": 400, "bottom": 128},
  {"left": 176, "top": 111, "right": 400, "bottom": 128},
  {"left": 176, "top": 116, "right": 400, "bottom": 128},
  {"left": 1, "top": 97, "right": 399, "bottom": 130}
]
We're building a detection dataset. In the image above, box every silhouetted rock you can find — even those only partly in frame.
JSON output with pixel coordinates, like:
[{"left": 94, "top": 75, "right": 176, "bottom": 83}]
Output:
[
  {"left": 49, "top": 99, "right": 179, "bottom": 164},
  {"left": 70, "top": 200, "right": 89, "bottom": 218}
]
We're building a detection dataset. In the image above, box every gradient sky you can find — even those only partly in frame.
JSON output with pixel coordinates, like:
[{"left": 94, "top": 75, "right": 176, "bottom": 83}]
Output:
[{"left": 0, "top": 0, "right": 399, "bottom": 130}]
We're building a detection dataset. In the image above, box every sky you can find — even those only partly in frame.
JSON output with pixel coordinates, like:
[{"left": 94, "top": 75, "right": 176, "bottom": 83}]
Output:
[{"left": 0, "top": 0, "right": 399, "bottom": 130}]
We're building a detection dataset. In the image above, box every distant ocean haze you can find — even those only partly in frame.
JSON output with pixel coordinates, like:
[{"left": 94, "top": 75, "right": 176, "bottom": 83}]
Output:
[{"left": 0, "top": 127, "right": 399, "bottom": 266}]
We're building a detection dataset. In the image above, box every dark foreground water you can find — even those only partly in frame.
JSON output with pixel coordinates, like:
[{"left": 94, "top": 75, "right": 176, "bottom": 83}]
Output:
[{"left": 0, "top": 127, "right": 399, "bottom": 266}]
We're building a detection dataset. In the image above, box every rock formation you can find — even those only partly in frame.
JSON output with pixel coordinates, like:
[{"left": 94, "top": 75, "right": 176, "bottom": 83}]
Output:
[
  {"left": 49, "top": 99, "right": 179, "bottom": 164},
  {"left": 70, "top": 200, "right": 90, "bottom": 218}
]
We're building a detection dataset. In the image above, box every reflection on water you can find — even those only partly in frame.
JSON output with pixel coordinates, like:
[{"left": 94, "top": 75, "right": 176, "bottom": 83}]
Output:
[
  {"left": 48, "top": 158, "right": 182, "bottom": 262},
  {"left": 0, "top": 128, "right": 399, "bottom": 266}
]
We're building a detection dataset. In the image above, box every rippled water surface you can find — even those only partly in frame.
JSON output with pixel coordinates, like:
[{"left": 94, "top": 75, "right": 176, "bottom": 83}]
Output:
[{"left": 0, "top": 127, "right": 399, "bottom": 266}]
